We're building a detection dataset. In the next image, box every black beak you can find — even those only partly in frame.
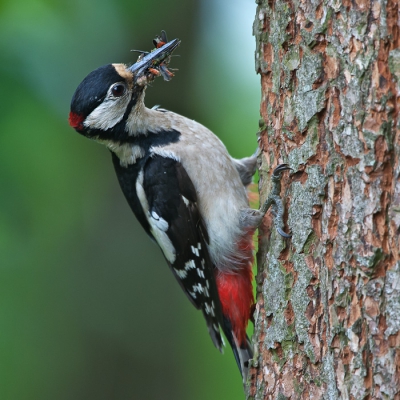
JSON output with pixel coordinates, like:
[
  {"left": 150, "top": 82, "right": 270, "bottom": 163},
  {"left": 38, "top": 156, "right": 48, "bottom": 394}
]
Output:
[{"left": 128, "top": 38, "right": 180, "bottom": 78}]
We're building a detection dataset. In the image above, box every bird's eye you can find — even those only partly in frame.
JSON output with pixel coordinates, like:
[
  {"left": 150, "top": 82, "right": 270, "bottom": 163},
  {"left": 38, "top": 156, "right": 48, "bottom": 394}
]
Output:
[{"left": 111, "top": 84, "right": 126, "bottom": 97}]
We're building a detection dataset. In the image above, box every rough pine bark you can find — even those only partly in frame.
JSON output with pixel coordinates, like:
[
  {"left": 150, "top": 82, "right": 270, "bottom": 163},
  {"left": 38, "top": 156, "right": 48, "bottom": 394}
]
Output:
[{"left": 248, "top": 0, "right": 399, "bottom": 398}]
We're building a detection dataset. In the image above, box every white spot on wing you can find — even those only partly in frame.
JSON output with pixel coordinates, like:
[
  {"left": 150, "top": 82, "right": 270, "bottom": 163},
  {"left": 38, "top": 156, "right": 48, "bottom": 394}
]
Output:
[
  {"left": 191, "top": 246, "right": 199, "bottom": 257},
  {"left": 184, "top": 260, "right": 196, "bottom": 270},
  {"left": 204, "top": 302, "right": 215, "bottom": 316},
  {"left": 174, "top": 268, "right": 187, "bottom": 279},
  {"left": 197, "top": 268, "right": 205, "bottom": 279},
  {"left": 193, "top": 283, "right": 204, "bottom": 294}
]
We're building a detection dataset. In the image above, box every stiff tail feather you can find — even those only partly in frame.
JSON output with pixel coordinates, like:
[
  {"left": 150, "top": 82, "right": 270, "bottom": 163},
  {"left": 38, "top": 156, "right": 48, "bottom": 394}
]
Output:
[{"left": 223, "top": 317, "right": 253, "bottom": 382}]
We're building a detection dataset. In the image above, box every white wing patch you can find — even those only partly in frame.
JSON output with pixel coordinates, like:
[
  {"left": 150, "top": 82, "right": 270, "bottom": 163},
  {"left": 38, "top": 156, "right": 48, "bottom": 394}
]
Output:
[
  {"left": 151, "top": 211, "right": 169, "bottom": 231},
  {"left": 136, "top": 170, "right": 176, "bottom": 263}
]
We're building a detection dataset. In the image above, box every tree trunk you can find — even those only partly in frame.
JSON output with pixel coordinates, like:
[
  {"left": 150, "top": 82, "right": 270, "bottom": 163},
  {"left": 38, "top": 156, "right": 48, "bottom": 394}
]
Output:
[{"left": 248, "top": 0, "right": 399, "bottom": 398}]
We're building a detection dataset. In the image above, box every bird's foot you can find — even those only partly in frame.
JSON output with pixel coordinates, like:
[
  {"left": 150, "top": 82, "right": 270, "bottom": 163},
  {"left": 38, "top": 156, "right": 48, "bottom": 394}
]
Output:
[{"left": 260, "top": 164, "right": 292, "bottom": 238}]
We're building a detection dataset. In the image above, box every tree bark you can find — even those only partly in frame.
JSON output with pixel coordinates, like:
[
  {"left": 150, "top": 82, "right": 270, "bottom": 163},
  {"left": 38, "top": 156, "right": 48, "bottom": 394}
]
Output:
[{"left": 248, "top": 0, "right": 399, "bottom": 398}]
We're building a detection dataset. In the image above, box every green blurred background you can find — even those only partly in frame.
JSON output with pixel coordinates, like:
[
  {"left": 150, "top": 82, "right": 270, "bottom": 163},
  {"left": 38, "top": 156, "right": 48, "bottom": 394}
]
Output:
[{"left": 0, "top": 0, "right": 260, "bottom": 398}]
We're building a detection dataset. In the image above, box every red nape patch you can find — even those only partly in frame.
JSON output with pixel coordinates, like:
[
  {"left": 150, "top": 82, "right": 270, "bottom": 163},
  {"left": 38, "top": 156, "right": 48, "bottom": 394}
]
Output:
[{"left": 68, "top": 112, "right": 84, "bottom": 130}]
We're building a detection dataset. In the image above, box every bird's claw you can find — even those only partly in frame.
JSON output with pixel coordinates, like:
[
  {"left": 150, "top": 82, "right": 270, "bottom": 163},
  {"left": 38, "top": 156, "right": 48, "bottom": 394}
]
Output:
[
  {"left": 272, "top": 164, "right": 292, "bottom": 180},
  {"left": 276, "top": 227, "right": 292, "bottom": 238},
  {"left": 259, "top": 164, "right": 292, "bottom": 239}
]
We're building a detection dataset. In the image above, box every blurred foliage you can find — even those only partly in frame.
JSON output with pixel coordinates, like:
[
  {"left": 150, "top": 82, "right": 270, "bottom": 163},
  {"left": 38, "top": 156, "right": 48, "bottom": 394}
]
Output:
[{"left": 0, "top": 0, "right": 259, "bottom": 398}]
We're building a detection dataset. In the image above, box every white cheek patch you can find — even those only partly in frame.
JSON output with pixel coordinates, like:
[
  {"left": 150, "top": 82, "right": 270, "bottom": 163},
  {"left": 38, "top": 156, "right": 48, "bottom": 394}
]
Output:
[
  {"left": 136, "top": 171, "right": 176, "bottom": 263},
  {"left": 84, "top": 93, "right": 131, "bottom": 131}
]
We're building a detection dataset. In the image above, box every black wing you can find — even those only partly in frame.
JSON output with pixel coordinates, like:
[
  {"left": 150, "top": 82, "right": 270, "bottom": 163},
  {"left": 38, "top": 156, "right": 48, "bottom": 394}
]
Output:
[{"left": 140, "top": 155, "right": 224, "bottom": 350}]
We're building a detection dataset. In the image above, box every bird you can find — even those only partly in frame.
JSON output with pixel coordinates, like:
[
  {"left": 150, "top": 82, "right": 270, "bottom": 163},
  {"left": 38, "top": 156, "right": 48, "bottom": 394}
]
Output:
[{"left": 68, "top": 34, "right": 290, "bottom": 382}]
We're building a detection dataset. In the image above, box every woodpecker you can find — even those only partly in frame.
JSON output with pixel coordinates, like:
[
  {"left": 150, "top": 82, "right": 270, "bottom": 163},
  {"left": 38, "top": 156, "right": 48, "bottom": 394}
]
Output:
[{"left": 69, "top": 34, "right": 290, "bottom": 381}]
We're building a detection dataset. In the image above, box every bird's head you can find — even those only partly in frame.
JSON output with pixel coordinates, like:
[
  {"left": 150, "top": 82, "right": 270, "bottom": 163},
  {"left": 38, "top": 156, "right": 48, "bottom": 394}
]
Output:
[{"left": 68, "top": 37, "right": 180, "bottom": 141}]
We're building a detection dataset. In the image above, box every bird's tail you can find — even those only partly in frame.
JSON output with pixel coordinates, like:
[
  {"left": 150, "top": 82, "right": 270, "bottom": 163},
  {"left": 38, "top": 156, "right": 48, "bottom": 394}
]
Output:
[{"left": 223, "top": 317, "right": 253, "bottom": 382}]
